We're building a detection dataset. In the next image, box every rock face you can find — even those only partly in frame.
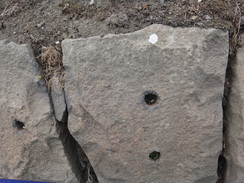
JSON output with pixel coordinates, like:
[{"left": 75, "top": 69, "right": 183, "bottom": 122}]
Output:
[
  {"left": 62, "top": 24, "right": 229, "bottom": 183},
  {"left": 224, "top": 34, "right": 244, "bottom": 183},
  {"left": 0, "top": 40, "right": 77, "bottom": 183},
  {"left": 50, "top": 75, "right": 67, "bottom": 123}
]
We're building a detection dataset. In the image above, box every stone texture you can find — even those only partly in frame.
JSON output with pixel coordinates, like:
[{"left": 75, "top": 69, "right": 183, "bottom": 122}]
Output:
[
  {"left": 224, "top": 34, "right": 244, "bottom": 183},
  {"left": 0, "top": 40, "right": 77, "bottom": 183},
  {"left": 62, "top": 24, "right": 229, "bottom": 183},
  {"left": 50, "top": 75, "right": 67, "bottom": 123}
]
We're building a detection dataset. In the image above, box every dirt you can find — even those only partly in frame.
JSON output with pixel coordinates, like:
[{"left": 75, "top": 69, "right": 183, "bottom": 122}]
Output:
[
  {"left": 0, "top": 1, "right": 243, "bottom": 183},
  {"left": 0, "top": 0, "right": 242, "bottom": 59}
]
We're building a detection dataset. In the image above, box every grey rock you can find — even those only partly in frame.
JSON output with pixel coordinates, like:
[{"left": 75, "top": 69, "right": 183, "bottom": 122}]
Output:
[
  {"left": 50, "top": 74, "right": 67, "bottom": 123},
  {"left": 204, "top": 15, "right": 212, "bottom": 21},
  {"left": 0, "top": 41, "right": 77, "bottom": 183},
  {"left": 224, "top": 34, "right": 244, "bottom": 183},
  {"left": 36, "top": 21, "right": 45, "bottom": 28},
  {"left": 79, "top": 0, "right": 112, "bottom": 6},
  {"left": 62, "top": 24, "right": 229, "bottom": 183}
]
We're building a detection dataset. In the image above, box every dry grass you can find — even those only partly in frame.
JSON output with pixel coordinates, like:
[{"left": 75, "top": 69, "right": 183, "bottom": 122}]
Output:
[
  {"left": 229, "top": 0, "right": 242, "bottom": 56},
  {"left": 40, "top": 45, "right": 65, "bottom": 92}
]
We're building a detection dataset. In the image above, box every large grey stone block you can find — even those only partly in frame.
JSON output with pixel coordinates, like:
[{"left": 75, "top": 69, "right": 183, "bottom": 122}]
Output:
[
  {"left": 224, "top": 34, "right": 244, "bottom": 183},
  {"left": 0, "top": 41, "right": 77, "bottom": 183},
  {"left": 62, "top": 24, "right": 229, "bottom": 183}
]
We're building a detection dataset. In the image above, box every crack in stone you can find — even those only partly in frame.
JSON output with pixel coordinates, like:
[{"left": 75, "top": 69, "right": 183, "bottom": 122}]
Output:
[
  {"left": 50, "top": 91, "right": 99, "bottom": 183},
  {"left": 217, "top": 42, "right": 237, "bottom": 183},
  {"left": 35, "top": 44, "right": 99, "bottom": 183}
]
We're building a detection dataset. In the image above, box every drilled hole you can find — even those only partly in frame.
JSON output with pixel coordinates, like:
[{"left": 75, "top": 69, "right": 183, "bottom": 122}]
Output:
[
  {"left": 149, "top": 151, "right": 160, "bottom": 161},
  {"left": 144, "top": 91, "right": 158, "bottom": 105},
  {"left": 13, "top": 119, "right": 25, "bottom": 130}
]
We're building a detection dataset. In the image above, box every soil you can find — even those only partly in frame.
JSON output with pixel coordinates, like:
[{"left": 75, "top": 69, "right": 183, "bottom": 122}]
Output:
[
  {"left": 0, "top": 0, "right": 243, "bottom": 183},
  {"left": 0, "top": 0, "right": 243, "bottom": 58}
]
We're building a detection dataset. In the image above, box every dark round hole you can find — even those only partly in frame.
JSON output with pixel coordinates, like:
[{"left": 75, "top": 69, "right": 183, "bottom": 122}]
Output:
[
  {"left": 144, "top": 92, "right": 158, "bottom": 105},
  {"left": 149, "top": 151, "right": 160, "bottom": 161},
  {"left": 14, "top": 119, "right": 25, "bottom": 130}
]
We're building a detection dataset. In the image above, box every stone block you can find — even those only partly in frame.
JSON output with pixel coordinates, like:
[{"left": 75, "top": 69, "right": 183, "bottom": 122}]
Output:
[
  {"left": 0, "top": 41, "right": 77, "bottom": 183},
  {"left": 62, "top": 24, "right": 229, "bottom": 183}
]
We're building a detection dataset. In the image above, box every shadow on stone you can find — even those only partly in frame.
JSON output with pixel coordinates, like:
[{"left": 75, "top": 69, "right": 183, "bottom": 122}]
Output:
[
  {"left": 56, "top": 108, "right": 99, "bottom": 183},
  {"left": 216, "top": 154, "right": 226, "bottom": 183}
]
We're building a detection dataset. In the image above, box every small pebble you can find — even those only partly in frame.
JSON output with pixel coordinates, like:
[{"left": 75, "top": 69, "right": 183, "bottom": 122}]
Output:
[
  {"left": 89, "top": 0, "right": 94, "bottom": 5},
  {"left": 196, "top": 22, "right": 203, "bottom": 27},
  {"left": 37, "top": 22, "right": 45, "bottom": 28},
  {"left": 204, "top": 15, "right": 211, "bottom": 21},
  {"left": 149, "top": 34, "right": 158, "bottom": 44},
  {"left": 191, "top": 16, "right": 198, "bottom": 20}
]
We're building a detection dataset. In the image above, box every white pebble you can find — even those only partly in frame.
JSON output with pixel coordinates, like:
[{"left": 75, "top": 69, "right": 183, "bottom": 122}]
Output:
[{"left": 148, "top": 34, "right": 158, "bottom": 44}]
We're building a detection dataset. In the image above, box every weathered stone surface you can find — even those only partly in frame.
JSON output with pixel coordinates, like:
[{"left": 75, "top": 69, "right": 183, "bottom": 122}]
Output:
[
  {"left": 224, "top": 34, "right": 244, "bottom": 183},
  {"left": 51, "top": 75, "right": 66, "bottom": 123},
  {"left": 0, "top": 41, "right": 77, "bottom": 183},
  {"left": 62, "top": 24, "right": 229, "bottom": 183}
]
